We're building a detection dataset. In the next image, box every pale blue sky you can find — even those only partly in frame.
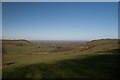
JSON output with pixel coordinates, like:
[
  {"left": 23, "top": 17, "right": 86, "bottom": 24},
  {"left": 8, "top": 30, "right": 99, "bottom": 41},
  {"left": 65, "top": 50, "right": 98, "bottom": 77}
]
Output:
[
  {"left": 0, "top": 1, "right": 2, "bottom": 39},
  {"left": 2, "top": 2, "right": 118, "bottom": 40},
  {"left": 2, "top": 0, "right": 120, "bottom": 2}
]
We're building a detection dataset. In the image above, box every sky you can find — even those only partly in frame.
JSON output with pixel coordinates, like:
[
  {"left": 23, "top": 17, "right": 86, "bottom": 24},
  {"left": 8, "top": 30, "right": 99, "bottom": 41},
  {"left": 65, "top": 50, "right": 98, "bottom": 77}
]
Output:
[
  {"left": 2, "top": 2, "right": 118, "bottom": 40},
  {"left": 1, "top": 0, "right": 120, "bottom": 2},
  {"left": 0, "top": 2, "right": 2, "bottom": 40}
]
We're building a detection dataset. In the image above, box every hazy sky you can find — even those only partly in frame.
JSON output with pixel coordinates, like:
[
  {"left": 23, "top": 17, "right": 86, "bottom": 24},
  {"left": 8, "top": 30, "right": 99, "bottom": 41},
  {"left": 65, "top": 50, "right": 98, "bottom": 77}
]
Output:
[
  {"left": 2, "top": 2, "right": 118, "bottom": 40},
  {"left": 2, "top": 0, "right": 120, "bottom": 2}
]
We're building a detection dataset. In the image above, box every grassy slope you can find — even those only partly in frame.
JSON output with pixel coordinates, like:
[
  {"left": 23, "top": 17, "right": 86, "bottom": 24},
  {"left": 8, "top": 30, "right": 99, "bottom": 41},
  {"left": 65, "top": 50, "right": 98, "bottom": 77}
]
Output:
[
  {"left": 2, "top": 39, "right": 119, "bottom": 78},
  {"left": 3, "top": 49, "right": 120, "bottom": 78}
]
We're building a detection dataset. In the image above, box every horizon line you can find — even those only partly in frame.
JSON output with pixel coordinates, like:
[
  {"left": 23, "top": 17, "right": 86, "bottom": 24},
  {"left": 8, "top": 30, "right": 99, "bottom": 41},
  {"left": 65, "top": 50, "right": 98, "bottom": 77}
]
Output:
[{"left": 1, "top": 38, "right": 118, "bottom": 41}]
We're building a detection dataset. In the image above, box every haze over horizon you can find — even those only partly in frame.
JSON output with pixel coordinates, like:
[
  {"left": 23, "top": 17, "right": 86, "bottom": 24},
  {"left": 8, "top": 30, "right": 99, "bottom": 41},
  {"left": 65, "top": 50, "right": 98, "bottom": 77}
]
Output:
[{"left": 2, "top": 2, "right": 118, "bottom": 40}]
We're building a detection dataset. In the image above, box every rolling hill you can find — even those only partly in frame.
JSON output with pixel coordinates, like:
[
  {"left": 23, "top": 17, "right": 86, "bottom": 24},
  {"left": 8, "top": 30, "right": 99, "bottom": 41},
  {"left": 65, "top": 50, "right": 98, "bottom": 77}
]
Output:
[{"left": 2, "top": 39, "right": 119, "bottom": 79}]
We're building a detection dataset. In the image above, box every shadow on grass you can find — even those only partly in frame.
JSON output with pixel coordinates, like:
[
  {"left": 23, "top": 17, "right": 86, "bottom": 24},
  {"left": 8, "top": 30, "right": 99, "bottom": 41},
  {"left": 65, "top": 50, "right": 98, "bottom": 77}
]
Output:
[{"left": 3, "top": 49, "right": 120, "bottom": 79}]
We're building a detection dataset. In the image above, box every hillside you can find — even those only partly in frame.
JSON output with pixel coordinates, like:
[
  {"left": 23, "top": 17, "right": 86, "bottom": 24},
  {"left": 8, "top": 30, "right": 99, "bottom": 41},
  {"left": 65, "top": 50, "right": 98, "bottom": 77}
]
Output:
[
  {"left": 2, "top": 39, "right": 32, "bottom": 46},
  {"left": 2, "top": 39, "right": 119, "bottom": 79}
]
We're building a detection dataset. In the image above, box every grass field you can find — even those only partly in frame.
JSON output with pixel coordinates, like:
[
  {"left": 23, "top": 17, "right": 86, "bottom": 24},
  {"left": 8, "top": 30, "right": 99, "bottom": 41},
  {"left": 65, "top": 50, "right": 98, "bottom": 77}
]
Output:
[{"left": 2, "top": 39, "right": 119, "bottom": 79}]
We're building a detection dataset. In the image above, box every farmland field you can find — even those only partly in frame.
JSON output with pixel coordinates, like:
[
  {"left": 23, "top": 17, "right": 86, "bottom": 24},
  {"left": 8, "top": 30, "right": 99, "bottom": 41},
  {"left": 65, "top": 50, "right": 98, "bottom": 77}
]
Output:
[{"left": 2, "top": 39, "right": 120, "bottom": 79}]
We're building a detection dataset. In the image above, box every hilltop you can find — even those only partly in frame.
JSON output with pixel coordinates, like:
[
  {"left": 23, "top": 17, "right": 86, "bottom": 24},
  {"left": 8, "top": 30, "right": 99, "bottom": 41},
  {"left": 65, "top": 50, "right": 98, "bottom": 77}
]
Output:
[
  {"left": 2, "top": 39, "right": 32, "bottom": 46},
  {"left": 2, "top": 39, "right": 119, "bottom": 54}
]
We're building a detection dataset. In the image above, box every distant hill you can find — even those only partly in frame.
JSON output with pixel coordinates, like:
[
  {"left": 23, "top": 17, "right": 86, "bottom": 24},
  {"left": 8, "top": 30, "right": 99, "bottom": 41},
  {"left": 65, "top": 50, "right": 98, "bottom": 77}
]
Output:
[
  {"left": 50, "top": 39, "right": 119, "bottom": 53},
  {"left": 2, "top": 39, "right": 32, "bottom": 46},
  {"left": 87, "top": 39, "right": 118, "bottom": 46}
]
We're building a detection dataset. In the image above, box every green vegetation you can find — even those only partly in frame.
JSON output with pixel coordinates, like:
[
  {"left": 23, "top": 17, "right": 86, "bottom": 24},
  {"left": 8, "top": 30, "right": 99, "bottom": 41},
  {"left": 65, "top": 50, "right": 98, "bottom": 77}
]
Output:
[{"left": 2, "top": 39, "right": 119, "bottom": 79}]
